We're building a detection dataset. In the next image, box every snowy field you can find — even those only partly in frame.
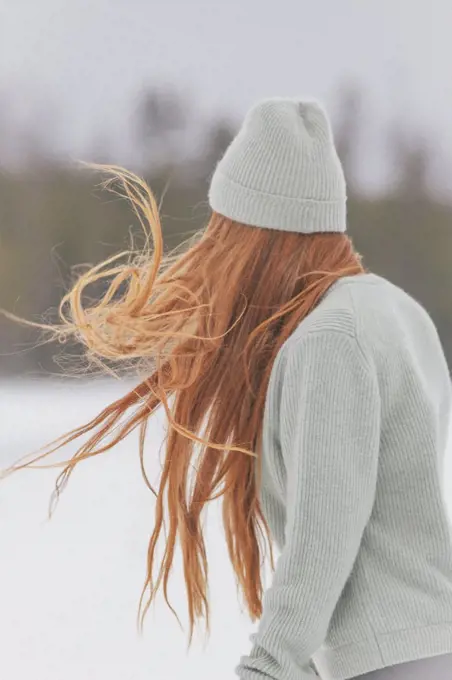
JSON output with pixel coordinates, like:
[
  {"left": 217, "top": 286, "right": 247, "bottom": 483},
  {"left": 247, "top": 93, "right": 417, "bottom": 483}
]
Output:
[
  {"left": 1, "top": 380, "right": 452, "bottom": 680},
  {"left": 0, "top": 380, "right": 254, "bottom": 680}
]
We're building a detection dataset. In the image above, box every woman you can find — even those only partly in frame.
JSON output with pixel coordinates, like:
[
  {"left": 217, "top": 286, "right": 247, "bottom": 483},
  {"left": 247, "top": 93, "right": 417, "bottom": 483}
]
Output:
[{"left": 5, "top": 98, "right": 452, "bottom": 679}]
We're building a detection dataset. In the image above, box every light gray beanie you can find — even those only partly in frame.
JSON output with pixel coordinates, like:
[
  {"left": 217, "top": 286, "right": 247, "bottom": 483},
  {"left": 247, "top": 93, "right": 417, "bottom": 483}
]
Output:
[{"left": 208, "top": 98, "right": 347, "bottom": 233}]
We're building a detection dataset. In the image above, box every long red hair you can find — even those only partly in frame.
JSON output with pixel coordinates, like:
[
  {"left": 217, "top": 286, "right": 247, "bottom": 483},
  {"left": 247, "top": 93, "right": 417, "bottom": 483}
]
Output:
[{"left": 2, "top": 167, "right": 364, "bottom": 639}]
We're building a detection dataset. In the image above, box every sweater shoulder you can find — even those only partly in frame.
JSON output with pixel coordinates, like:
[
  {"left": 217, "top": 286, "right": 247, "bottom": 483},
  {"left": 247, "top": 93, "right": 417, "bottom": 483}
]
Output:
[
  {"left": 282, "top": 273, "right": 447, "bottom": 380},
  {"left": 286, "top": 273, "right": 432, "bottom": 347},
  {"left": 278, "top": 286, "right": 369, "bottom": 378},
  {"left": 285, "top": 280, "right": 359, "bottom": 346},
  {"left": 280, "top": 274, "right": 405, "bottom": 369}
]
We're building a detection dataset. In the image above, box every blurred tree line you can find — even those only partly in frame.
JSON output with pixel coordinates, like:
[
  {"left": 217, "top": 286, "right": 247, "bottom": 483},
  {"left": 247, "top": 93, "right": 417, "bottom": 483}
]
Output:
[{"left": 0, "top": 87, "right": 451, "bottom": 376}]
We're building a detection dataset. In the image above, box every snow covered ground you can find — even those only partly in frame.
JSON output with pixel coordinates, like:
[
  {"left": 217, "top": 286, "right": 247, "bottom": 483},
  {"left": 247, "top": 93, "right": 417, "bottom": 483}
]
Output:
[
  {"left": 0, "top": 380, "right": 254, "bottom": 680},
  {"left": 1, "top": 379, "right": 452, "bottom": 680}
]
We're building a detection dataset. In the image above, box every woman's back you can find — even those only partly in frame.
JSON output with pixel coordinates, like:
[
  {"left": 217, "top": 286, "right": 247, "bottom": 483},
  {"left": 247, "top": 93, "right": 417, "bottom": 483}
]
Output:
[{"left": 255, "top": 272, "right": 452, "bottom": 679}]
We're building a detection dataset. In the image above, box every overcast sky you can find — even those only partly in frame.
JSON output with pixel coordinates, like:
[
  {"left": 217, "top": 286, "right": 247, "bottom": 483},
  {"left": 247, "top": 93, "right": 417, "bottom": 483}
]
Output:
[{"left": 0, "top": 0, "right": 450, "bottom": 191}]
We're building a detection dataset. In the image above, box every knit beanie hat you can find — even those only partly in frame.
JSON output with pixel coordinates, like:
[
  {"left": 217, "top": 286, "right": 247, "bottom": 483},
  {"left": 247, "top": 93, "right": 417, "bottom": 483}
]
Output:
[{"left": 208, "top": 98, "right": 346, "bottom": 233}]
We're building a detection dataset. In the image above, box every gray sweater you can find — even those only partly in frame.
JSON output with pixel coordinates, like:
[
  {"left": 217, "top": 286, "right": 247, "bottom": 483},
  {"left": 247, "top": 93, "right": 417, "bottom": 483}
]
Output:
[{"left": 237, "top": 273, "right": 452, "bottom": 680}]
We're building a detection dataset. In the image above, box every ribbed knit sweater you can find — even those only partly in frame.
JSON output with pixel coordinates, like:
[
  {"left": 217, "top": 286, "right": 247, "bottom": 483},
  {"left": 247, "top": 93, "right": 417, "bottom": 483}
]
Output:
[{"left": 237, "top": 273, "right": 452, "bottom": 680}]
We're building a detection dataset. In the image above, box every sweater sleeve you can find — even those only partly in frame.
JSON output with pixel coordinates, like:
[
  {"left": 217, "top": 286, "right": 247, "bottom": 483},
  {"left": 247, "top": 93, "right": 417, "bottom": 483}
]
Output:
[{"left": 236, "top": 330, "right": 381, "bottom": 680}]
